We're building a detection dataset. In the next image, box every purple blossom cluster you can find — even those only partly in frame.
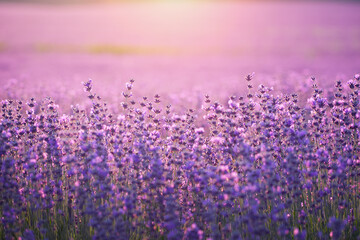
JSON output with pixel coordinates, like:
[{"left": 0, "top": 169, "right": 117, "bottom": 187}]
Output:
[{"left": 1, "top": 74, "right": 360, "bottom": 240}]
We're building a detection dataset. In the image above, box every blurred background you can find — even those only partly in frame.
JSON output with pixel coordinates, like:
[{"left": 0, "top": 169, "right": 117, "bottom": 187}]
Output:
[{"left": 0, "top": 0, "right": 359, "bottom": 103}]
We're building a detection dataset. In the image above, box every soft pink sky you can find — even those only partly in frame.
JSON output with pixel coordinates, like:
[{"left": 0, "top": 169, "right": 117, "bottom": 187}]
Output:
[{"left": 0, "top": 1, "right": 359, "bottom": 100}]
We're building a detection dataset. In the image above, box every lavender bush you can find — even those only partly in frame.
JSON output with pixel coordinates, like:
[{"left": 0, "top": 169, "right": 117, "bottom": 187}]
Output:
[{"left": 1, "top": 74, "right": 360, "bottom": 240}]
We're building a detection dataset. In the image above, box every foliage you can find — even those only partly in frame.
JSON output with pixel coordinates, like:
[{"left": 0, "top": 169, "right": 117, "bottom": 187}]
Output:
[{"left": 1, "top": 74, "right": 360, "bottom": 239}]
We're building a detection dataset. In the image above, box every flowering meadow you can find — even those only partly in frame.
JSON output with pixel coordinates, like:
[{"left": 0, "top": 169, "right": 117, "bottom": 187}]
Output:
[{"left": 1, "top": 73, "right": 359, "bottom": 240}]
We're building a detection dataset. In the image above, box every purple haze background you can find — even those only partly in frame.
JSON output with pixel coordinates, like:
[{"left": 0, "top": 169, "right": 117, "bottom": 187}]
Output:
[{"left": 0, "top": 1, "right": 359, "bottom": 101}]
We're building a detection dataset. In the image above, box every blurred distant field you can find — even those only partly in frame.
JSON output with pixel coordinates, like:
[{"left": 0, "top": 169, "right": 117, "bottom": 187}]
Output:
[{"left": 0, "top": 1, "right": 359, "bottom": 100}]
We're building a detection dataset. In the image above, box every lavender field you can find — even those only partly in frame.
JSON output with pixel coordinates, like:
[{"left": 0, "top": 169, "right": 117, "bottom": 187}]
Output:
[{"left": 1, "top": 1, "right": 360, "bottom": 240}]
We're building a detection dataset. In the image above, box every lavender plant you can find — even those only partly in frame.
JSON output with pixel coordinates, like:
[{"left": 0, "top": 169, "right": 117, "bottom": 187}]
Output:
[{"left": 1, "top": 74, "right": 359, "bottom": 240}]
